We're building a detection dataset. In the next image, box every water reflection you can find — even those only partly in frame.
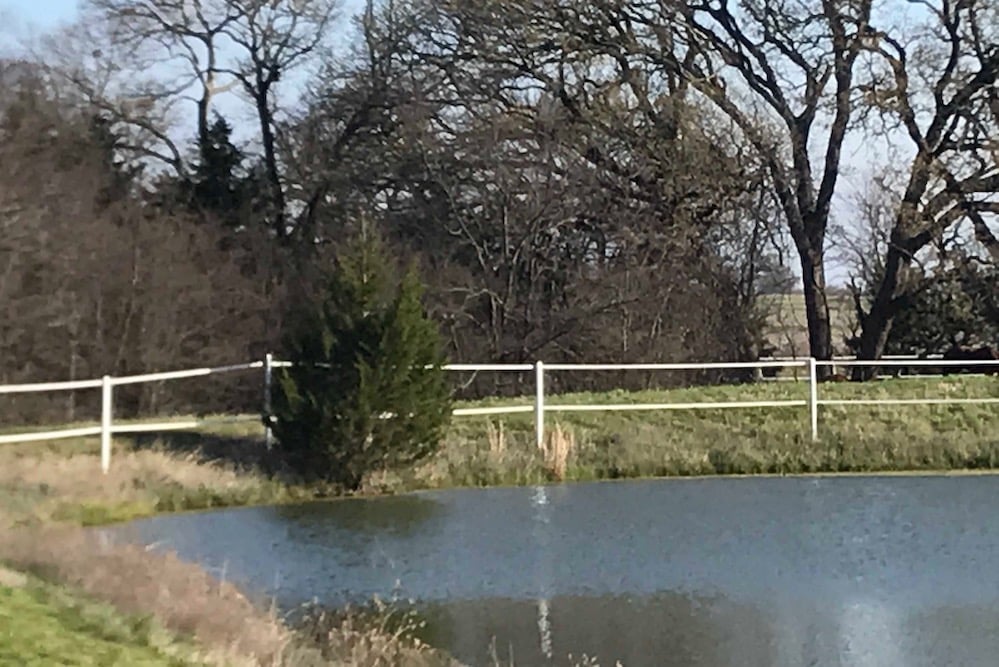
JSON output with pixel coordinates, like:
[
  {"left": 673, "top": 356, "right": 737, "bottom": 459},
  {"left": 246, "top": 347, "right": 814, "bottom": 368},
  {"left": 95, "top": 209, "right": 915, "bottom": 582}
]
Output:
[
  {"left": 425, "top": 593, "right": 999, "bottom": 667},
  {"left": 272, "top": 495, "right": 442, "bottom": 539},
  {"left": 111, "top": 476, "right": 999, "bottom": 666},
  {"left": 424, "top": 592, "right": 776, "bottom": 666}
]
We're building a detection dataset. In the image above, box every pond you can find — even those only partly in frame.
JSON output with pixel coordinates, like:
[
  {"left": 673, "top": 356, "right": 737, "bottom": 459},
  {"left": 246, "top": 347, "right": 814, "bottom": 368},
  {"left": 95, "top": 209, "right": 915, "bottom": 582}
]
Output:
[{"left": 109, "top": 476, "right": 999, "bottom": 666}]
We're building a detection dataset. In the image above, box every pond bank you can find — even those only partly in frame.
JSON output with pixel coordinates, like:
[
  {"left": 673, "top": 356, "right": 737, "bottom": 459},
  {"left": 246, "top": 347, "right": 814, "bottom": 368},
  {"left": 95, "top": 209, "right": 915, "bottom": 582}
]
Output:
[{"left": 2, "top": 377, "right": 998, "bottom": 664}]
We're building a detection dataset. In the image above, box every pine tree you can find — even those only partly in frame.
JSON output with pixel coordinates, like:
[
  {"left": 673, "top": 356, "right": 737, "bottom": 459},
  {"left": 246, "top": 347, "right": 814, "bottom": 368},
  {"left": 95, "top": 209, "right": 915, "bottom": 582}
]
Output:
[
  {"left": 271, "top": 232, "right": 452, "bottom": 489},
  {"left": 188, "top": 114, "right": 247, "bottom": 227}
]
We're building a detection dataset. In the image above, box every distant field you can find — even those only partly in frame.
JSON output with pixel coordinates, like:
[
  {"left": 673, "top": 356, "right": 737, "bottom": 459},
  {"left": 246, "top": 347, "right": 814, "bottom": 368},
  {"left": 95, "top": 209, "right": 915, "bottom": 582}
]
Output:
[{"left": 759, "top": 291, "right": 856, "bottom": 357}]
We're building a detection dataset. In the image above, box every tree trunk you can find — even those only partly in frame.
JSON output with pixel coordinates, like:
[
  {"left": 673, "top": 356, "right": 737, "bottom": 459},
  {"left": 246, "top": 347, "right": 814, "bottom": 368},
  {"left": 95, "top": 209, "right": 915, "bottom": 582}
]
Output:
[
  {"left": 799, "top": 248, "right": 833, "bottom": 376},
  {"left": 853, "top": 243, "right": 907, "bottom": 379},
  {"left": 255, "top": 88, "right": 287, "bottom": 239}
]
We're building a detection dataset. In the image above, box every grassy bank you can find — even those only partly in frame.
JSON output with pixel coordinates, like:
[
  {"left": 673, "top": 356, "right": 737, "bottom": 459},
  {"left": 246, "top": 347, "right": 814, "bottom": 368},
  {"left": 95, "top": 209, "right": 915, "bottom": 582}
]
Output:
[
  {"left": 0, "top": 527, "right": 456, "bottom": 666},
  {"left": 392, "top": 376, "right": 999, "bottom": 491},
  {"left": 0, "top": 433, "right": 310, "bottom": 528},
  {"left": 0, "top": 567, "right": 205, "bottom": 666},
  {"left": 6, "top": 376, "right": 998, "bottom": 525},
  {"left": 2, "top": 375, "right": 998, "bottom": 665},
  {"left": 0, "top": 430, "right": 451, "bottom": 665}
]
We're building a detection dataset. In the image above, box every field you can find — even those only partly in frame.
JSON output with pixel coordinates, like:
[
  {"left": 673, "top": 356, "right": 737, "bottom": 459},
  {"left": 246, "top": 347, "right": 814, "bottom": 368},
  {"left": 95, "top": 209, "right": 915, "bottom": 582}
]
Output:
[
  {"left": 3, "top": 375, "right": 999, "bottom": 665},
  {"left": 759, "top": 291, "right": 856, "bottom": 356}
]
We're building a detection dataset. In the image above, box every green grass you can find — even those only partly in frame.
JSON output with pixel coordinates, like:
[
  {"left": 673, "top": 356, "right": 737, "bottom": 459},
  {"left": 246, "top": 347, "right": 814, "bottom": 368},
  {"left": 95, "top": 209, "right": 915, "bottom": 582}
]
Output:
[
  {"left": 0, "top": 573, "right": 203, "bottom": 666},
  {"left": 381, "top": 376, "right": 999, "bottom": 491},
  {"left": 5, "top": 377, "right": 999, "bottom": 524}
]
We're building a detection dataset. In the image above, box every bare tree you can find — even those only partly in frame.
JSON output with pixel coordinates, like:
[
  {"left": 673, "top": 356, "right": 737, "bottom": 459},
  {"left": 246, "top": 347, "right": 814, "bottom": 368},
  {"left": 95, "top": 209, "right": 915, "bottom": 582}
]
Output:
[
  {"left": 218, "top": 0, "right": 340, "bottom": 238},
  {"left": 0, "top": 70, "right": 275, "bottom": 423},
  {"left": 286, "top": 2, "right": 777, "bottom": 383},
  {"left": 88, "top": 0, "right": 245, "bottom": 148},
  {"left": 38, "top": 13, "right": 188, "bottom": 174},
  {"left": 393, "top": 0, "right": 875, "bottom": 372},
  {"left": 78, "top": 0, "right": 340, "bottom": 237},
  {"left": 850, "top": 0, "right": 998, "bottom": 364}
]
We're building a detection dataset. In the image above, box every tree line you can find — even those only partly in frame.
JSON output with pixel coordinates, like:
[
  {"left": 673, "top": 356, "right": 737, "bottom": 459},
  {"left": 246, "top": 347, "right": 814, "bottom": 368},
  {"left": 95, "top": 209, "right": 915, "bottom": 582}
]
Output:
[{"left": 2, "top": 0, "right": 996, "bottom": 423}]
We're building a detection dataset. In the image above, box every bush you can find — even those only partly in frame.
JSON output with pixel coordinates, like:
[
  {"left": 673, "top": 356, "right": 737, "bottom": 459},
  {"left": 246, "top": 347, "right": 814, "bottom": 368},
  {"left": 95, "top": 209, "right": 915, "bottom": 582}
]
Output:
[{"left": 271, "top": 234, "right": 453, "bottom": 490}]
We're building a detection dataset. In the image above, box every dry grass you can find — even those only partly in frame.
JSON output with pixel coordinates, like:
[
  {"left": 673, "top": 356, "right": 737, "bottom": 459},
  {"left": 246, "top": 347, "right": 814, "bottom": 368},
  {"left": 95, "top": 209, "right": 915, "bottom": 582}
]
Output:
[
  {"left": 486, "top": 420, "right": 506, "bottom": 459},
  {"left": 0, "top": 438, "right": 306, "bottom": 528},
  {"left": 0, "top": 436, "right": 454, "bottom": 666},
  {"left": 0, "top": 526, "right": 288, "bottom": 666},
  {"left": 293, "top": 602, "right": 458, "bottom": 667},
  {"left": 0, "top": 525, "right": 457, "bottom": 666},
  {"left": 542, "top": 423, "right": 575, "bottom": 481}
]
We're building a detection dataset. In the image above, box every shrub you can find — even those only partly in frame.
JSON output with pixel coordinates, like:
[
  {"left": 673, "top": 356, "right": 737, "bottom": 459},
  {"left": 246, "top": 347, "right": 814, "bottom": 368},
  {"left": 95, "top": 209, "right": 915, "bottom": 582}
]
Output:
[{"left": 271, "top": 234, "right": 452, "bottom": 490}]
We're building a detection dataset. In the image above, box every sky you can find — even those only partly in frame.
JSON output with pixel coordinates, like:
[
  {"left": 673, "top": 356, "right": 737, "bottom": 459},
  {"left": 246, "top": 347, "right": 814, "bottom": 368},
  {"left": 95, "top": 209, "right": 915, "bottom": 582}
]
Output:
[{"left": 1, "top": 0, "right": 78, "bottom": 34}]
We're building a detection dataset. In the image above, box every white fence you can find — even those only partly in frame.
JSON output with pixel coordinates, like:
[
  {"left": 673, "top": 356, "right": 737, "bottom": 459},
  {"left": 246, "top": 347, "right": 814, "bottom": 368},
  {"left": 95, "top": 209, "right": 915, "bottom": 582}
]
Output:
[{"left": 1, "top": 355, "right": 998, "bottom": 473}]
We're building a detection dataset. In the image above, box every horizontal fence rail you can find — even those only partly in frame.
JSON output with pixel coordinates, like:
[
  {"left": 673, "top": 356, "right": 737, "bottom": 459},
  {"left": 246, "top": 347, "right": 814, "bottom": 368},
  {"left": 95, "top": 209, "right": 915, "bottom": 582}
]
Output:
[
  {"left": 1, "top": 355, "right": 997, "bottom": 472},
  {"left": 0, "top": 378, "right": 104, "bottom": 394}
]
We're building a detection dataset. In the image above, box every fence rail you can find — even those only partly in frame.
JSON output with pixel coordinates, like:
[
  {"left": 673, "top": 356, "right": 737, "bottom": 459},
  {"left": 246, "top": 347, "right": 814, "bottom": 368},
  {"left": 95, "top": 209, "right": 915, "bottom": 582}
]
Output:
[{"left": 2, "top": 355, "right": 997, "bottom": 473}]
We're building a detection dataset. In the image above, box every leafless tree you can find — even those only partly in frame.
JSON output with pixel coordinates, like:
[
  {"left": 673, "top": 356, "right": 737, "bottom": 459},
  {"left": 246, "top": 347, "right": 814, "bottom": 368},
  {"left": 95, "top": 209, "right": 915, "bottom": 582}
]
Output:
[
  {"left": 88, "top": 0, "right": 245, "bottom": 148},
  {"left": 0, "top": 70, "right": 275, "bottom": 423},
  {"left": 219, "top": 0, "right": 340, "bottom": 238},
  {"left": 382, "top": 0, "right": 874, "bottom": 373},
  {"left": 76, "top": 0, "right": 340, "bottom": 237},
  {"left": 284, "top": 2, "right": 780, "bottom": 387},
  {"left": 849, "top": 0, "right": 998, "bottom": 364}
]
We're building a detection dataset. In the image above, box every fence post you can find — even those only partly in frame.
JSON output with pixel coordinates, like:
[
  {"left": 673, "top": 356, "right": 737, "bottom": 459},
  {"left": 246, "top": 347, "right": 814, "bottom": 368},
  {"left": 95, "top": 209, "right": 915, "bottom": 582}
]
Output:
[
  {"left": 808, "top": 358, "right": 819, "bottom": 442},
  {"left": 534, "top": 361, "right": 545, "bottom": 450},
  {"left": 101, "top": 375, "right": 113, "bottom": 474},
  {"left": 263, "top": 353, "right": 274, "bottom": 449}
]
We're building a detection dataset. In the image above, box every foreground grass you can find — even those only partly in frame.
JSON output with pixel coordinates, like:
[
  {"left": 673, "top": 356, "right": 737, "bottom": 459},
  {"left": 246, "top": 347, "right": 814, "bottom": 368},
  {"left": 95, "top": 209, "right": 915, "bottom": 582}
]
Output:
[
  {"left": 0, "top": 569, "right": 204, "bottom": 667},
  {"left": 0, "top": 529, "right": 456, "bottom": 667}
]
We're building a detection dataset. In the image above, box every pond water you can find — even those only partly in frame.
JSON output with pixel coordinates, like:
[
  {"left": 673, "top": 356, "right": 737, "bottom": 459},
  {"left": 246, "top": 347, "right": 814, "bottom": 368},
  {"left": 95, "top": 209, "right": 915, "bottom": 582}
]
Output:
[{"left": 109, "top": 476, "right": 999, "bottom": 666}]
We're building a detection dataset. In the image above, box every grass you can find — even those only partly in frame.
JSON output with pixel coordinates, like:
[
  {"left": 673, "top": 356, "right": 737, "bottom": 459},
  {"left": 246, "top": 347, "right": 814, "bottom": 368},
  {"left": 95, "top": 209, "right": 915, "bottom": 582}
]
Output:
[
  {"left": 378, "top": 375, "right": 999, "bottom": 492},
  {"left": 2, "top": 375, "right": 998, "bottom": 665},
  {"left": 0, "top": 569, "right": 204, "bottom": 666},
  {"left": 4, "top": 377, "right": 999, "bottom": 526},
  {"left": 0, "top": 527, "right": 456, "bottom": 666},
  {"left": 0, "top": 437, "right": 312, "bottom": 528}
]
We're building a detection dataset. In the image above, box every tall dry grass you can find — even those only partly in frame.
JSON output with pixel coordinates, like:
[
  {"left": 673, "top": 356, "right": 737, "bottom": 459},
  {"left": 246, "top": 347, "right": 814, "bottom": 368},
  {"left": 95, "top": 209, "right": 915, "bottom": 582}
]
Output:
[
  {"left": 542, "top": 423, "right": 575, "bottom": 481},
  {"left": 0, "top": 438, "right": 453, "bottom": 665},
  {"left": 0, "top": 526, "right": 288, "bottom": 665},
  {"left": 0, "top": 439, "right": 303, "bottom": 528},
  {"left": 0, "top": 525, "right": 458, "bottom": 666}
]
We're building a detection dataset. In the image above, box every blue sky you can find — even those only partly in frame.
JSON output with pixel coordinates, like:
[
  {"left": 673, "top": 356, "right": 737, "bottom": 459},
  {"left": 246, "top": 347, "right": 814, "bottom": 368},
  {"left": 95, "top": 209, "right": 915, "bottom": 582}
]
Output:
[{"left": 1, "top": 0, "right": 79, "bottom": 34}]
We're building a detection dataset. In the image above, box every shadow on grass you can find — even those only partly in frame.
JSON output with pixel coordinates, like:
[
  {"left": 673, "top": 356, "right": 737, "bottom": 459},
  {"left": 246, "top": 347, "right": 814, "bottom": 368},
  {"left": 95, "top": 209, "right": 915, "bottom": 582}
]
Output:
[{"left": 126, "top": 429, "right": 299, "bottom": 483}]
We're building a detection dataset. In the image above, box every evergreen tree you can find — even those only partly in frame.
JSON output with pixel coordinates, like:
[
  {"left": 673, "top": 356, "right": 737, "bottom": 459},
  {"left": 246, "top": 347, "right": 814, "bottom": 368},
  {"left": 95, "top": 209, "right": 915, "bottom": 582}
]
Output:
[
  {"left": 271, "top": 232, "right": 452, "bottom": 489},
  {"left": 189, "top": 114, "right": 247, "bottom": 227},
  {"left": 864, "top": 261, "right": 999, "bottom": 355}
]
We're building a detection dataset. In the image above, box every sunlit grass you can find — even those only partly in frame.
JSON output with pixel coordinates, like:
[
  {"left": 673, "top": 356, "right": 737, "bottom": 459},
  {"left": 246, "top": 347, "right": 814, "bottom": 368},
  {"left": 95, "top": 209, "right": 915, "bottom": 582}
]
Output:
[{"left": 0, "top": 571, "right": 205, "bottom": 666}]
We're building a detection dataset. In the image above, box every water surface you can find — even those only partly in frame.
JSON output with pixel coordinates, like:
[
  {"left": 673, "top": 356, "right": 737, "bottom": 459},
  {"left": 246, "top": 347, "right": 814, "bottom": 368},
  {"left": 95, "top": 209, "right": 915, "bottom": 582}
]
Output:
[{"left": 110, "top": 476, "right": 999, "bottom": 666}]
